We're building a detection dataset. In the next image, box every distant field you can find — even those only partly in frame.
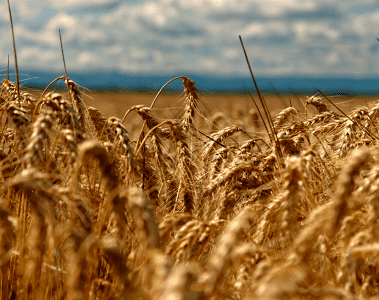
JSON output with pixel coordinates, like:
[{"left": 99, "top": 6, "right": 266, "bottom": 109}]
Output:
[
  {"left": 83, "top": 90, "right": 379, "bottom": 121},
  {"left": 78, "top": 91, "right": 379, "bottom": 143}
]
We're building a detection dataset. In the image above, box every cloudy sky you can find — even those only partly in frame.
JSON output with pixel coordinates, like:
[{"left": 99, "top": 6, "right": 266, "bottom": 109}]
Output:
[{"left": 1, "top": 0, "right": 379, "bottom": 79}]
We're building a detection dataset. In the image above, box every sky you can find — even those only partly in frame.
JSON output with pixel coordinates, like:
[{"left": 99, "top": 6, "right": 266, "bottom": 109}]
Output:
[{"left": 1, "top": 0, "right": 379, "bottom": 82}]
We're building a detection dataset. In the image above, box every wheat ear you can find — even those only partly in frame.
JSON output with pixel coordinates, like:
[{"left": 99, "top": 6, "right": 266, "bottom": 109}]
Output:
[
  {"left": 203, "top": 206, "right": 256, "bottom": 296},
  {"left": 181, "top": 77, "right": 200, "bottom": 131}
]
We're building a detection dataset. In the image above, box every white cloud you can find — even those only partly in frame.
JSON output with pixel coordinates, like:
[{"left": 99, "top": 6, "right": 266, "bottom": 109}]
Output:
[
  {"left": 199, "top": 58, "right": 219, "bottom": 71},
  {"left": 348, "top": 12, "right": 379, "bottom": 37},
  {"left": 1, "top": 0, "right": 379, "bottom": 77},
  {"left": 241, "top": 21, "right": 289, "bottom": 38},
  {"left": 12, "top": 12, "right": 79, "bottom": 48},
  {"left": 50, "top": 0, "right": 121, "bottom": 9},
  {"left": 142, "top": 3, "right": 167, "bottom": 26},
  {"left": 76, "top": 51, "right": 100, "bottom": 68},
  {"left": 223, "top": 48, "right": 239, "bottom": 59},
  {"left": 292, "top": 21, "right": 340, "bottom": 42},
  {"left": 104, "top": 45, "right": 123, "bottom": 56},
  {"left": 129, "top": 46, "right": 149, "bottom": 60},
  {"left": 258, "top": 0, "right": 317, "bottom": 16},
  {"left": 0, "top": 3, "right": 10, "bottom": 22},
  {"left": 18, "top": 47, "right": 59, "bottom": 69}
]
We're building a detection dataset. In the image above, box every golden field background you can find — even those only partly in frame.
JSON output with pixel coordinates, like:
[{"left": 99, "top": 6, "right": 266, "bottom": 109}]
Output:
[
  {"left": 84, "top": 91, "right": 379, "bottom": 116},
  {"left": 84, "top": 91, "right": 379, "bottom": 135},
  {"left": 4, "top": 74, "right": 379, "bottom": 299}
]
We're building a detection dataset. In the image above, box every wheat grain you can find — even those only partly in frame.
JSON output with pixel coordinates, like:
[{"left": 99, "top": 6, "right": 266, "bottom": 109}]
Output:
[
  {"left": 306, "top": 94, "right": 329, "bottom": 113},
  {"left": 181, "top": 77, "right": 200, "bottom": 131}
]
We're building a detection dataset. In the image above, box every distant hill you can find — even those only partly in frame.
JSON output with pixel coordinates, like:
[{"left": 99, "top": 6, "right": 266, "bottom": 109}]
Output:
[{"left": 4, "top": 71, "right": 379, "bottom": 96}]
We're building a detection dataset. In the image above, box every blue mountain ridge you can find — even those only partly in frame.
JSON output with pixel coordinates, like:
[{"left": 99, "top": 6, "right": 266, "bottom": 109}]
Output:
[{"left": 4, "top": 71, "right": 379, "bottom": 96}]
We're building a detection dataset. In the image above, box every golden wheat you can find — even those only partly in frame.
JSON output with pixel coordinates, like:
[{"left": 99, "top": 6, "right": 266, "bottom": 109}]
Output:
[{"left": 1, "top": 74, "right": 379, "bottom": 299}]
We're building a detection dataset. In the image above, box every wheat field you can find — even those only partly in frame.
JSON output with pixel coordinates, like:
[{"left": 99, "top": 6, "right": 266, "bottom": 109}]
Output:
[{"left": 1, "top": 74, "right": 379, "bottom": 300}]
